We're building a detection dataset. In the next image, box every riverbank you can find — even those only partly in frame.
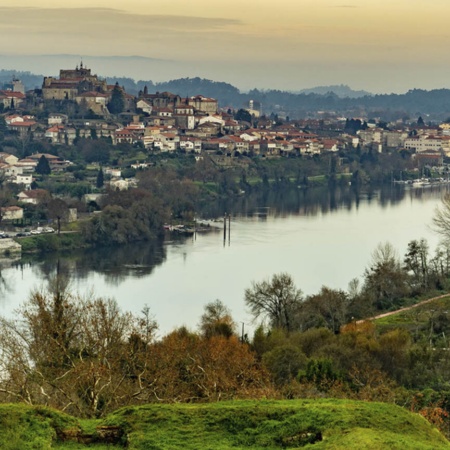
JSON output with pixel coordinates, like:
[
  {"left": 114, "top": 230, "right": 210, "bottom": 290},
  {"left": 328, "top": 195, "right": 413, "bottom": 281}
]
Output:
[{"left": 17, "top": 232, "right": 87, "bottom": 254}]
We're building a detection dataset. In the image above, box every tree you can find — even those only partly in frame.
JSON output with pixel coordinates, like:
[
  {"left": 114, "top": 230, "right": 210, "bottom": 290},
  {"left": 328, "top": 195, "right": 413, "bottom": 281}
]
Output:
[
  {"left": 301, "top": 287, "right": 349, "bottom": 334},
  {"left": 107, "top": 83, "right": 125, "bottom": 114},
  {"left": 404, "top": 239, "right": 429, "bottom": 292},
  {"left": 35, "top": 155, "right": 51, "bottom": 176},
  {"left": 433, "top": 194, "right": 450, "bottom": 244},
  {"left": 262, "top": 345, "right": 307, "bottom": 386},
  {"left": 244, "top": 273, "right": 303, "bottom": 332},
  {"left": 96, "top": 167, "right": 104, "bottom": 189},
  {"left": 234, "top": 109, "right": 252, "bottom": 123},
  {"left": 0, "top": 284, "right": 155, "bottom": 418},
  {"left": 46, "top": 198, "right": 69, "bottom": 234},
  {"left": 362, "top": 242, "right": 410, "bottom": 310},
  {"left": 199, "top": 299, "right": 235, "bottom": 338}
]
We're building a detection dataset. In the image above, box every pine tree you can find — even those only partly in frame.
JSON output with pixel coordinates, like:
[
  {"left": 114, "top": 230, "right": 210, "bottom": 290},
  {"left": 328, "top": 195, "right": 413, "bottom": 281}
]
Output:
[
  {"left": 107, "top": 83, "right": 125, "bottom": 114},
  {"left": 96, "top": 167, "right": 104, "bottom": 188},
  {"left": 35, "top": 155, "right": 51, "bottom": 175}
]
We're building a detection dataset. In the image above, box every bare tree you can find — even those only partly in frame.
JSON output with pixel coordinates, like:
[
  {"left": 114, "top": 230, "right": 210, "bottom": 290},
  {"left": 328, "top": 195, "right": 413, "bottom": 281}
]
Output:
[
  {"left": 244, "top": 273, "right": 303, "bottom": 332},
  {"left": 0, "top": 285, "right": 157, "bottom": 418},
  {"left": 433, "top": 194, "right": 450, "bottom": 243},
  {"left": 46, "top": 198, "right": 69, "bottom": 234}
]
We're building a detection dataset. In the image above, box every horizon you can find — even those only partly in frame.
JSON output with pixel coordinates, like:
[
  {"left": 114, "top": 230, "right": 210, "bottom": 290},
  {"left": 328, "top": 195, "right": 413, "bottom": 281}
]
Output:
[
  {"left": 1, "top": 54, "right": 449, "bottom": 97},
  {"left": 1, "top": 2, "right": 450, "bottom": 95}
]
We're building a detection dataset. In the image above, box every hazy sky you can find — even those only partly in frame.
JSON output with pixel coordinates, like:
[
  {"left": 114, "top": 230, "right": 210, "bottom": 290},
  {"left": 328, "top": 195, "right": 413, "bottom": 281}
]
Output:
[{"left": 1, "top": 1, "right": 450, "bottom": 92}]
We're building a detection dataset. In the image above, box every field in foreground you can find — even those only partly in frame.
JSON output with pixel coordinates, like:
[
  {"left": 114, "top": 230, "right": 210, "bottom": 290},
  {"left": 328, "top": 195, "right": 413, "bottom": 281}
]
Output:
[{"left": 0, "top": 399, "right": 449, "bottom": 449}]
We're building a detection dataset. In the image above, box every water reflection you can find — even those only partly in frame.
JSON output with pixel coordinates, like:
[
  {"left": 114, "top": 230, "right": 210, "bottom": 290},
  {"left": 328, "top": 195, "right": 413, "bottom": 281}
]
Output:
[
  {"left": 6, "top": 183, "right": 450, "bottom": 292},
  {"left": 0, "top": 257, "right": 19, "bottom": 301},
  {"left": 198, "top": 183, "right": 449, "bottom": 220},
  {"left": 14, "top": 238, "right": 169, "bottom": 287}
]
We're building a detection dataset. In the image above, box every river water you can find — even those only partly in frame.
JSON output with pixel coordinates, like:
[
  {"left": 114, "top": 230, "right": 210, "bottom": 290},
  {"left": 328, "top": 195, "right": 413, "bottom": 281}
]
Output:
[{"left": 0, "top": 184, "right": 448, "bottom": 337}]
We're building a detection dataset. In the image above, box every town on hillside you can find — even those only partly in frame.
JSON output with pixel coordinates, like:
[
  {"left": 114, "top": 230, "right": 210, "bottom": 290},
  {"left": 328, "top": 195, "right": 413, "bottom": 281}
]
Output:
[{"left": 1, "top": 63, "right": 450, "bottom": 243}]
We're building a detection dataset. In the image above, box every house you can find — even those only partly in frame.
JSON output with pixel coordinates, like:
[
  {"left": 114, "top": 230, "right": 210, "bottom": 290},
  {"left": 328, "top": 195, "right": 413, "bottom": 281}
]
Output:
[
  {"left": 179, "top": 137, "right": 202, "bottom": 153},
  {"left": 15, "top": 158, "right": 38, "bottom": 172},
  {"left": 1, "top": 206, "right": 24, "bottom": 220},
  {"left": 12, "top": 174, "right": 33, "bottom": 187},
  {"left": 139, "top": 91, "right": 182, "bottom": 108},
  {"left": 136, "top": 99, "right": 152, "bottom": 114},
  {"left": 187, "top": 95, "right": 218, "bottom": 114},
  {"left": 7, "top": 119, "right": 37, "bottom": 137},
  {"left": 105, "top": 168, "right": 122, "bottom": 178},
  {"left": 45, "top": 125, "right": 66, "bottom": 143},
  {"left": 405, "top": 135, "right": 443, "bottom": 153},
  {"left": 48, "top": 114, "right": 68, "bottom": 125},
  {"left": 75, "top": 91, "right": 109, "bottom": 115},
  {"left": 0, "top": 153, "right": 19, "bottom": 165},
  {"left": 0, "top": 90, "right": 26, "bottom": 109},
  {"left": 198, "top": 114, "right": 225, "bottom": 127},
  {"left": 17, "top": 189, "right": 50, "bottom": 205}
]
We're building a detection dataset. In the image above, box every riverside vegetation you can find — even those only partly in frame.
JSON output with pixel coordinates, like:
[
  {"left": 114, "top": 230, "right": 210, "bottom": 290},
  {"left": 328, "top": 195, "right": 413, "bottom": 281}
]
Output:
[
  {"left": 3, "top": 191, "right": 450, "bottom": 448},
  {"left": 4, "top": 233, "right": 450, "bottom": 446}
]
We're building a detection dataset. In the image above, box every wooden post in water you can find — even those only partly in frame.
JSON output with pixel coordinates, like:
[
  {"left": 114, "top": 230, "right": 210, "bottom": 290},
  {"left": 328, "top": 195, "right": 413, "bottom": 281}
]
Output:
[
  {"left": 223, "top": 213, "right": 227, "bottom": 246},
  {"left": 228, "top": 214, "right": 231, "bottom": 245}
]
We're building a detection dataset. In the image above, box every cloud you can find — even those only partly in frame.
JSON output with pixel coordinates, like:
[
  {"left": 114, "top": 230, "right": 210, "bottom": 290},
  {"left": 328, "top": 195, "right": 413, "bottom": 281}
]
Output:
[
  {"left": 0, "top": 7, "right": 243, "bottom": 59},
  {"left": 0, "top": 7, "right": 241, "bottom": 28}
]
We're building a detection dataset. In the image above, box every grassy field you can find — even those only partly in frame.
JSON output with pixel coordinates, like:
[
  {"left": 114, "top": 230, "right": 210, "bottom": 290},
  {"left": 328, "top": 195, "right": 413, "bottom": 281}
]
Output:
[
  {"left": 373, "top": 294, "right": 450, "bottom": 336},
  {"left": 1, "top": 399, "right": 449, "bottom": 449}
]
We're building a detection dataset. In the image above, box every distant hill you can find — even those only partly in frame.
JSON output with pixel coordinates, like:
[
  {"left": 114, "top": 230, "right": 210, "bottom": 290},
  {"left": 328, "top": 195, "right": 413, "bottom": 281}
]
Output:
[
  {"left": 3, "top": 65, "right": 450, "bottom": 119},
  {"left": 297, "top": 84, "right": 372, "bottom": 98},
  {"left": 0, "top": 69, "right": 43, "bottom": 90},
  {"left": 107, "top": 76, "right": 241, "bottom": 107},
  {"left": 0, "top": 400, "right": 448, "bottom": 448}
]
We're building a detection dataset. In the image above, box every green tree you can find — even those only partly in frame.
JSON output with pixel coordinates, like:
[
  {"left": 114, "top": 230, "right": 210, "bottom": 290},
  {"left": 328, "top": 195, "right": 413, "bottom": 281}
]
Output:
[
  {"left": 107, "top": 83, "right": 125, "bottom": 114},
  {"left": 199, "top": 299, "right": 235, "bottom": 338},
  {"left": 262, "top": 344, "right": 307, "bottom": 385},
  {"left": 35, "top": 155, "right": 51, "bottom": 176},
  {"left": 363, "top": 242, "right": 410, "bottom": 311},
  {"left": 301, "top": 287, "right": 349, "bottom": 334},
  {"left": 245, "top": 273, "right": 303, "bottom": 332},
  {"left": 96, "top": 167, "right": 104, "bottom": 189},
  {"left": 404, "top": 239, "right": 429, "bottom": 292},
  {"left": 234, "top": 108, "right": 252, "bottom": 123}
]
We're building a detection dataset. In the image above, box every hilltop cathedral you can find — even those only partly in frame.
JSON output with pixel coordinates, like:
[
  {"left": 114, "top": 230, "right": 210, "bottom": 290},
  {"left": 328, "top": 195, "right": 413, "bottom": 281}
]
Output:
[{"left": 42, "top": 62, "right": 108, "bottom": 101}]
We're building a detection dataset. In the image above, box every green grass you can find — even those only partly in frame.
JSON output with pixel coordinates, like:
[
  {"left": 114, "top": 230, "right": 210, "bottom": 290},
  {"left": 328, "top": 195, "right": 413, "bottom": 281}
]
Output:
[
  {"left": 17, "top": 232, "right": 86, "bottom": 254},
  {"left": 374, "top": 294, "right": 450, "bottom": 334},
  {"left": 0, "top": 399, "right": 448, "bottom": 449}
]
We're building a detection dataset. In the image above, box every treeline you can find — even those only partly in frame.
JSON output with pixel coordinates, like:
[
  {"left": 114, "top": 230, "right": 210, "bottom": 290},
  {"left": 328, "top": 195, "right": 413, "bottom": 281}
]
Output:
[
  {"left": 5, "top": 67, "right": 450, "bottom": 117},
  {"left": 89, "top": 75, "right": 450, "bottom": 118}
]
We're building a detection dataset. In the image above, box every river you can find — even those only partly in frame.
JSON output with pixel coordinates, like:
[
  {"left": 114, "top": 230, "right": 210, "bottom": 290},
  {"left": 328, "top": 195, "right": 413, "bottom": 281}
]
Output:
[{"left": 0, "top": 184, "right": 448, "bottom": 337}]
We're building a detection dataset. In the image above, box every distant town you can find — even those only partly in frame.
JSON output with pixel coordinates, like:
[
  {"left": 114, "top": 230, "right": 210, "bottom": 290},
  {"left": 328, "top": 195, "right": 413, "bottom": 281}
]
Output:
[{"left": 0, "top": 62, "right": 450, "bottom": 250}]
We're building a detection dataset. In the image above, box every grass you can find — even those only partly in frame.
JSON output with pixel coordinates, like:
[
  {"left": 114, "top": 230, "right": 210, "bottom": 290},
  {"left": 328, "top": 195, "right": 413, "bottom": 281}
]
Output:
[
  {"left": 17, "top": 232, "right": 86, "bottom": 254},
  {"left": 0, "top": 399, "right": 448, "bottom": 449},
  {"left": 374, "top": 294, "right": 450, "bottom": 335}
]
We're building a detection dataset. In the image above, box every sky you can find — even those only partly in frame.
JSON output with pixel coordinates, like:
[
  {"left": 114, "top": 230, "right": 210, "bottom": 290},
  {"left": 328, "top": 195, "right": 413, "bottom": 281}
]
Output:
[{"left": 1, "top": 0, "right": 450, "bottom": 93}]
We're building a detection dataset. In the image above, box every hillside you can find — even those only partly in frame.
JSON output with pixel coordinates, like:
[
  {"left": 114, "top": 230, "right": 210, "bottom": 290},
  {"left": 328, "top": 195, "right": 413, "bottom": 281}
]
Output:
[
  {"left": 1, "top": 400, "right": 448, "bottom": 449},
  {"left": 373, "top": 293, "right": 450, "bottom": 339}
]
